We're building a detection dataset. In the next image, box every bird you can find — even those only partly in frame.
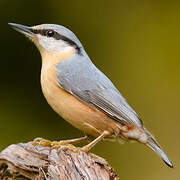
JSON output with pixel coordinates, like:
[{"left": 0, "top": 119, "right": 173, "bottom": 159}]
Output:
[{"left": 8, "top": 22, "right": 173, "bottom": 168}]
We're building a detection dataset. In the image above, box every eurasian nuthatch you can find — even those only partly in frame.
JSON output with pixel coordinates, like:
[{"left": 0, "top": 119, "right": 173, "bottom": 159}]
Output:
[{"left": 8, "top": 23, "right": 173, "bottom": 168}]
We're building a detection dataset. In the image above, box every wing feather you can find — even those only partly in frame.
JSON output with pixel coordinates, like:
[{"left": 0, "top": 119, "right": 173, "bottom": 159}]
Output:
[{"left": 56, "top": 53, "right": 143, "bottom": 128}]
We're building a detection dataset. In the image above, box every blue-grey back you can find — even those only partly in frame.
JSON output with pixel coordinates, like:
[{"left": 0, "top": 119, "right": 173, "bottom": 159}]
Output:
[{"left": 56, "top": 51, "right": 143, "bottom": 127}]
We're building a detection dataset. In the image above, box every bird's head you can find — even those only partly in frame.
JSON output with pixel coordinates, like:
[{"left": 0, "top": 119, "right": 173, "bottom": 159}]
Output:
[{"left": 8, "top": 23, "right": 83, "bottom": 59}]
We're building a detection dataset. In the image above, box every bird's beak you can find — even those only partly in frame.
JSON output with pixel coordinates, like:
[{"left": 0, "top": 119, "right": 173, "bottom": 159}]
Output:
[{"left": 8, "top": 23, "right": 34, "bottom": 37}]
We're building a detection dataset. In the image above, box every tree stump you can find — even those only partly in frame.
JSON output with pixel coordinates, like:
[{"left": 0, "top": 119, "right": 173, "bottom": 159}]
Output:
[{"left": 0, "top": 139, "right": 119, "bottom": 180}]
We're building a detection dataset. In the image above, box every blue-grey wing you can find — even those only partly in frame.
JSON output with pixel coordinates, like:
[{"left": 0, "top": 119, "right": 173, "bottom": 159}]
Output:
[{"left": 56, "top": 53, "right": 143, "bottom": 128}]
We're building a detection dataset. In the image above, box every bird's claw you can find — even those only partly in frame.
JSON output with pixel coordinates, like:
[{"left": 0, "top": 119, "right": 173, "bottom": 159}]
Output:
[
  {"left": 32, "top": 138, "right": 79, "bottom": 152},
  {"left": 32, "top": 137, "right": 53, "bottom": 147},
  {"left": 32, "top": 138, "right": 92, "bottom": 154}
]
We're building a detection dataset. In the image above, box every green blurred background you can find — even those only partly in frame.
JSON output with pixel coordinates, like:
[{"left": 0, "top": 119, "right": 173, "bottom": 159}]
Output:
[{"left": 1, "top": 0, "right": 179, "bottom": 179}]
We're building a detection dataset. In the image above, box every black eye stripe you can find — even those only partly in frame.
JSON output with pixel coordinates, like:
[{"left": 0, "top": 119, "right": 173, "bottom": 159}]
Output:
[
  {"left": 31, "top": 29, "right": 55, "bottom": 37},
  {"left": 31, "top": 28, "right": 82, "bottom": 54}
]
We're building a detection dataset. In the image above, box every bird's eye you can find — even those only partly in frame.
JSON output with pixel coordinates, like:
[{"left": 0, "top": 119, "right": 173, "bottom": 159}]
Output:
[{"left": 46, "top": 30, "right": 54, "bottom": 37}]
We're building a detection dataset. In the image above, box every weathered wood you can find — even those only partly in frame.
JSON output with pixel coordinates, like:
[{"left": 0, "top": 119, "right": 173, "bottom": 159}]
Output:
[{"left": 0, "top": 139, "right": 119, "bottom": 180}]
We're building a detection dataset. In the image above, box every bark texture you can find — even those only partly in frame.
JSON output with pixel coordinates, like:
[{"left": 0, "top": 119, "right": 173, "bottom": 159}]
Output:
[{"left": 0, "top": 140, "right": 119, "bottom": 180}]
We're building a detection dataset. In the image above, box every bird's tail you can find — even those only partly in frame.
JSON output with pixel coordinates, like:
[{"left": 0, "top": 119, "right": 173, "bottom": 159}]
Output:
[{"left": 144, "top": 128, "right": 173, "bottom": 168}]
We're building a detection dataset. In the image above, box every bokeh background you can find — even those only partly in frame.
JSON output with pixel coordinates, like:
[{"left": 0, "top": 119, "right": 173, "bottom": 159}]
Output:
[{"left": 1, "top": 0, "right": 180, "bottom": 179}]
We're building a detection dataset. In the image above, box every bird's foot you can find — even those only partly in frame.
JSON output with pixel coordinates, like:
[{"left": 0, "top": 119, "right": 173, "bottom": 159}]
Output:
[
  {"left": 32, "top": 137, "right": 74, "bottom": 148},
  {"left": 32, "top": 138, "right": 52, "bottom": 147},
  {"left": 32, "top": 138, "right": 82, "bottom": 153},
  {"left": 32, "top": 133, "right": 107, "bottom": 154}
]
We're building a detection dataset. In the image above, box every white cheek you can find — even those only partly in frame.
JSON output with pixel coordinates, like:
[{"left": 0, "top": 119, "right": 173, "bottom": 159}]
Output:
[{"left": 37, "top": 35, "right": 73, "bottom": 53}]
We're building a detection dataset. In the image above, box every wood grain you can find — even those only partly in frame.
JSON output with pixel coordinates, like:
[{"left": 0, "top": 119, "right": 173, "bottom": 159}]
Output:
[{"left": 0, "top": 139, "right": 119, "bottom": 180}]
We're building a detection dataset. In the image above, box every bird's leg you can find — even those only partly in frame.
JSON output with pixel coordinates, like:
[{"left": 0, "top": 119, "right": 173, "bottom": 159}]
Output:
[
  {"left": 81, "top": 131, "right": 110, "bottom": 152},
  {"left": 32, "top": 131, "right": 110, "bottom": 152},
  {"left": 32, "top": 136, "right": 88, "bottom": 147}
]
